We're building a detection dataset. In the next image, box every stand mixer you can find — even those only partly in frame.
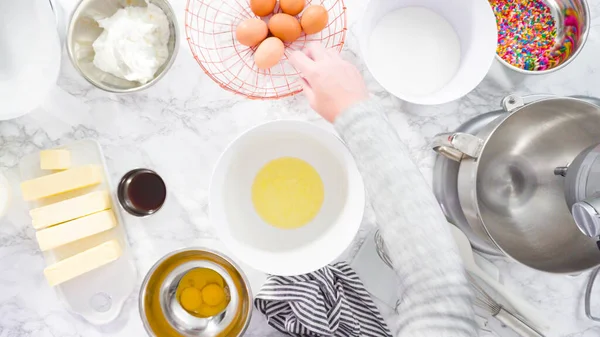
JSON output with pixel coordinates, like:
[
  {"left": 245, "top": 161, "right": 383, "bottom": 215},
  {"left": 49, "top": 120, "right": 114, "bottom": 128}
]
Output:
[{"left": 556, "top": 143, "right": 600, "bottom": 246}]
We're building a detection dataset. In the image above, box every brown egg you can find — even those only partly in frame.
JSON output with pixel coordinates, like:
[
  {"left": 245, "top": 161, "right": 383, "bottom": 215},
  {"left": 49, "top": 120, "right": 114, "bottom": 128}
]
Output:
[
  {"left": 300, "top": 5, "right": 328, "bottom": 34},
  {"left": 268, "top": 13, "right": 302, "bottom": 43},
  {"left": 280, "top": 0, "right": 305, "bottom": 16},
  {"left": 236, "top": 18, "right": 268, "bottom": 47},
  {"left": 254, "top": 37, "right": 285, "bottom": 70},
  {"left": 250, "top": 0, "right": 276, "bottom": 17}
]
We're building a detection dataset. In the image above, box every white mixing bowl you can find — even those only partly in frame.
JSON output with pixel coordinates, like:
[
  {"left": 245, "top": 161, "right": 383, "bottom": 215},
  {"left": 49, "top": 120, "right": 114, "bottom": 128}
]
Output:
[
  {"left": 210, "top": 121, "right": 365, "bottom": 276},
  {"left": 358, "top": 0, "right": 498, "bottom": 105}
]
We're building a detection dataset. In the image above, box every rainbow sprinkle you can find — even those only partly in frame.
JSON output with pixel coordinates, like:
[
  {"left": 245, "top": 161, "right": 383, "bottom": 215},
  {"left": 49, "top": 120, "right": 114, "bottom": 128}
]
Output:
[{"left": 491, "top": 0, "right": 579, "bottom": 71}]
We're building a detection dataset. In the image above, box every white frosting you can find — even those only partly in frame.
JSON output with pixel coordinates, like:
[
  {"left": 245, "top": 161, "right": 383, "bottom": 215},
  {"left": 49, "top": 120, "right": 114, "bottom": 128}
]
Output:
[{"left": 92, "top": 3, "right": 170, "bottom": 84}]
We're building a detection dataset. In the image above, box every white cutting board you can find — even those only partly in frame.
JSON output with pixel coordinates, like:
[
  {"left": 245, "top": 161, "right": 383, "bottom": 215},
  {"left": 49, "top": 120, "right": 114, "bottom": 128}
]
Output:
[{"left": 19, "top": 140, "right": 136, "bottom": 325}]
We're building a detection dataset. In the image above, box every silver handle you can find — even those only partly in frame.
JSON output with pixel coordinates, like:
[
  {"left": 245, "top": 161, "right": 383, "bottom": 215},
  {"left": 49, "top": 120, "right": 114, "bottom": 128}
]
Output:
[
  {"left": 468, "top": 269, "right": 550, "bottom": 332},
  {"left": 495, "top": 308, "right": 545, "bottom": 337},
  {"left": 501, "top": 94, "right": 557, "bottom": 112},
  {"left": 431, "top": 132, "right": 483, "bottom": 162},
  {"left": 585, "top": 267, "right": 600, "bottom": 321}
]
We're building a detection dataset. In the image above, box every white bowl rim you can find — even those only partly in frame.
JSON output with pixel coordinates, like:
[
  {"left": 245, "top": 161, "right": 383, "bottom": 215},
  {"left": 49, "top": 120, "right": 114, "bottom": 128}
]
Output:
[{"left": 209, "top": 120, "right": 365, "bottom": 276}]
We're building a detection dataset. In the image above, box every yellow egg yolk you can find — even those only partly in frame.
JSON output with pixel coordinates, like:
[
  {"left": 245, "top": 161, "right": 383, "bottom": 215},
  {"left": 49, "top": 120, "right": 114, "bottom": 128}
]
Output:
[
  {"left": 175, "top": 268, "right": 231, "bottom": 318},
  {"left": 179, "top": 287, "right": 202, "bottom": 311},
  {"left": 202, "top": 284, "right": 226, "bottom": 306}
]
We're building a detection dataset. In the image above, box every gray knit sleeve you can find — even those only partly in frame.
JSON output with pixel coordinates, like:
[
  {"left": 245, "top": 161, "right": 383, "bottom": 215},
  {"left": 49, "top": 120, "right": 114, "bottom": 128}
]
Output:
[{"left": 334, "top": 99, "right": 478, "bottom": 337}]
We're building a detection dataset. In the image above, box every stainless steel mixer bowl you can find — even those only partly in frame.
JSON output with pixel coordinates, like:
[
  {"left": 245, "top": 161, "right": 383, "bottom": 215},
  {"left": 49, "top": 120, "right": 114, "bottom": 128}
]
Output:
[
  {"left": 66, "top": 0, "right": 179, "bottom": 93},
  {"left": 495, "top": 0, "right": 589, "bottom": 74},
  {"left": 435, "top": 97, "right": 600, "bottom": 274},
  {"left": 476, "top": 98, "right": 600, "bottom": 273}
]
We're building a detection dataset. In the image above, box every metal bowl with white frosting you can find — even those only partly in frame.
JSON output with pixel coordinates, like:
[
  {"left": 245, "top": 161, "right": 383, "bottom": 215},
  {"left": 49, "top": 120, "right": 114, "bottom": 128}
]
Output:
[{"left": 67, "top": 0, "right": 179, "bottom": 93}]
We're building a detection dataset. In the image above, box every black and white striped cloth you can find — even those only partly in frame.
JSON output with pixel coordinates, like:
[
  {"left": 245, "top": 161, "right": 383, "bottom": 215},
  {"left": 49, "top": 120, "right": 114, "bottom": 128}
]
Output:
[{"left": 255, "top": 262, "right": 393, "bottom": 337}]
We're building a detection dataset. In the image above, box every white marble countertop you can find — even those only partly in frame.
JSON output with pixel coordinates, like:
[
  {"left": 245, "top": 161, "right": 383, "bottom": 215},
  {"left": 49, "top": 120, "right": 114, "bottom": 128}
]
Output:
[{"left": 2, "top": 0, "right": 600, "bottom": 336}]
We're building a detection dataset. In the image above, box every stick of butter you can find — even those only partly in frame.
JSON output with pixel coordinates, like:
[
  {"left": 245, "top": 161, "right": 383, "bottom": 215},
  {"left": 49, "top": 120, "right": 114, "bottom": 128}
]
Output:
[
  {"left": 36, "top": 210, "right": 117, "bottom": 251},
  {"left": 44, "top": 240, "right": 122, "bottom": 286},
  {"left": 21, "top": 165, "right": 103, "bottom": 201},
  {"left": 30, "top": 191, "right": 111, "bottom": 230},
  {"left": 40, "top": 149, "right": 71, "bottom": 170}
]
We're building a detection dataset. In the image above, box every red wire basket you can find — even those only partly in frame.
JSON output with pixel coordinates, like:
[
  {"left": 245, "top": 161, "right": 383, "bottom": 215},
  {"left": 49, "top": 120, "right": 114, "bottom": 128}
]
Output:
[{"left": 185, "top": 0, "right": 347, "bottom": 99}]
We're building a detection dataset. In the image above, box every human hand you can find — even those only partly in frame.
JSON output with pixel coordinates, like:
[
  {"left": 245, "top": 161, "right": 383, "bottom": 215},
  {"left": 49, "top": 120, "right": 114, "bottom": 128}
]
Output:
[{"left": 289, "top": 44, "right": 368, "bottom": 123}]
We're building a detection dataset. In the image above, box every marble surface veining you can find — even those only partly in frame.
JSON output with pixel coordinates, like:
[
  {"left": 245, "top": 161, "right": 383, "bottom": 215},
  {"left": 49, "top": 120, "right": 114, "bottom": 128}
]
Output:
[{"left": 2, "top": 0, "right": 600, "bottom": 336}]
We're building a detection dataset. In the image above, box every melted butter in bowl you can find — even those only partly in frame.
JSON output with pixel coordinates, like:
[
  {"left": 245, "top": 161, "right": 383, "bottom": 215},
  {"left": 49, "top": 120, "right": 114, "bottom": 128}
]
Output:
[
  {"left": 252, "top": 157, "right": 324, "bottom": 230},
  {"left": 210, "top": 120, "right": 365, "bottom": 276}
]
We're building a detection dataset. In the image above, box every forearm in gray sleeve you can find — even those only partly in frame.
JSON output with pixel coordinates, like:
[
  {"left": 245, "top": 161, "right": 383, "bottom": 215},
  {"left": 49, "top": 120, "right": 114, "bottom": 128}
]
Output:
[{"left": 334, "top": 99, "right": 478, "bottom": 337}]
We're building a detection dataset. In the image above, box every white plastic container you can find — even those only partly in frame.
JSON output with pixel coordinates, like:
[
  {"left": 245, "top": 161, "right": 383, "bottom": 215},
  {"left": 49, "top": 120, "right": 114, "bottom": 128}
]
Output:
[
  {"left": 19, "top": 140, "right": 136, "bottom": 325},
  {"left": 0, "top": 0, "right": 81, "bottom": 121},
  {"left": 210, "top": 121, "right": 365, "bottom": 276},
  {"left": 358, "top": 0, "right": 498, "bottom": 105}
]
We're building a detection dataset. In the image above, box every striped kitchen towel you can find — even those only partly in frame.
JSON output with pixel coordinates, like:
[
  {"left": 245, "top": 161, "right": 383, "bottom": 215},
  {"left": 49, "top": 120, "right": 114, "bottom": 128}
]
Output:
[{"left": 255, "top": 262, "right": 393, "bottom": 337}]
